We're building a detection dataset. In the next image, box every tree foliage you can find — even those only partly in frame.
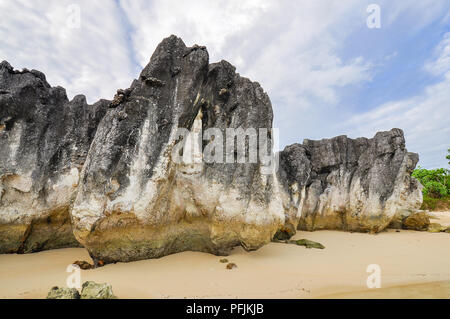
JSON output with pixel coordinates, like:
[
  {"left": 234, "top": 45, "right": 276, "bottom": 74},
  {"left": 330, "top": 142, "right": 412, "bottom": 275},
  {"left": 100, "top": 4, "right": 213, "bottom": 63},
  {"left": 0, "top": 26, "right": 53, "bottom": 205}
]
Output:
[{"left": 412, "top": 167, "right": 449, "bottom": 198}]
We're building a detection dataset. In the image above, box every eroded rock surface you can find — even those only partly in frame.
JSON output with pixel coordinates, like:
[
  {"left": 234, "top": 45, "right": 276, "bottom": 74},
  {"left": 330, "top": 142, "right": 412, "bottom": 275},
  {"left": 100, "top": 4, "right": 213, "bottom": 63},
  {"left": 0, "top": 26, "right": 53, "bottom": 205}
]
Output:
[
  {"left": 71, "top": 35, "right": 284, "bottom": 263},
  {"left": 80, "top": 281, "right": 116, "bottom": 299},
  {"left": 0, "top": 61, "right": 107, "bottom": 253},
  {"left": 402, "top": 211, "right": 430, "bottom": 231},
  {"left": 0, "top": 35, "right": 423, "bottom": 261},
  {"left": 46, "top": 287, "right": 80, "bottom": 299},
  {"left": 278, "top": 130, "right": 423, "bottom": 233}
]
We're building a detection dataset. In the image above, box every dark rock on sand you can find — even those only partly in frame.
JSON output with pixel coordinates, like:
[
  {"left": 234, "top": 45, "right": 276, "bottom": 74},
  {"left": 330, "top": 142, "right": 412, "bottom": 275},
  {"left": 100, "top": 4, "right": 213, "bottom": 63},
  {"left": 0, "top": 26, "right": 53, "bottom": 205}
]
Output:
[{"left": 289, "top": 239, "right": 325, "bottom": 249}]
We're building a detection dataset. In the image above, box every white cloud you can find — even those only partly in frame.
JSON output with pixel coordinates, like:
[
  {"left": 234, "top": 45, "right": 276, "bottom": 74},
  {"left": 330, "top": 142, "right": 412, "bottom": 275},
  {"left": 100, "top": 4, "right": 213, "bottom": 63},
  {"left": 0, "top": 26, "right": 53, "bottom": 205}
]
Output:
[
  {"left": 340, "top": 32, "right": 450, "bottom": 168},
  {"left": 382, "top": 0, "right": 450, "bottom": 31},
  {"left": 0, "top": 0, "right": 136, "bottom": 103},
  {"left": 119, "top": 0, "right": 272, "bottom": 67},
  {"left": 120, "top": 0, "right": 372, "bottom": 108},
  {"left": 425, "top": 33, "right": 450, "bottom": 76}
]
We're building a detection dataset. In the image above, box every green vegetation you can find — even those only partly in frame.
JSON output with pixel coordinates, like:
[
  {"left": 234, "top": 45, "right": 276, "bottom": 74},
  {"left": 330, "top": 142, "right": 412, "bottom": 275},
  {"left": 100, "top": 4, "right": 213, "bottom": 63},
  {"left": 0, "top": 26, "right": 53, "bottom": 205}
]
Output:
[
  {"left": 412, "top": 167, "right": 449, "bottom": 198},
  {"left": 412, "top": 150, "right": 450, "bottom": 211}
]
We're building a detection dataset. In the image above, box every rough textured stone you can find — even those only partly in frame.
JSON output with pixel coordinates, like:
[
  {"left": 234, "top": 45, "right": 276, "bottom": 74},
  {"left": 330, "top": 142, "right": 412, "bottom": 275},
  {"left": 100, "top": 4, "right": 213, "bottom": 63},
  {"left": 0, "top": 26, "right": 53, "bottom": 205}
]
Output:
[
  {"left": 289, "top": 239, "right": 325, "bottom": 249},
  {"left": 427, "top": 223, "right": 447, "bottom": 233},
  {"left": 403, "top": 211, "right": 430, "bottom": 231},
  {"left": 273, "top": 224, "right": 297, "bottom": 241},
  {"left": 226, "top": 262, "right": 237, "bottom": 269},
  {"left": 0, "top": 61, "right": 108, "bottom": 253},
  {"left": 70, "top": 35, "right": 283, "bottom": 263},
  {"left": 278, "top": 130, "right": 423, "bottom": 234},
  {"left": 73, "top": 260, "right": 94, "bottom": 270},
  {"left": 0, "top": 35, "right": 423, "bottom": 262},
  {"left": 80, "top": 281, "right": 116, "bottom": 299},
  {"left": 46, "top": 286, "right": 80, "bottom": 299}
]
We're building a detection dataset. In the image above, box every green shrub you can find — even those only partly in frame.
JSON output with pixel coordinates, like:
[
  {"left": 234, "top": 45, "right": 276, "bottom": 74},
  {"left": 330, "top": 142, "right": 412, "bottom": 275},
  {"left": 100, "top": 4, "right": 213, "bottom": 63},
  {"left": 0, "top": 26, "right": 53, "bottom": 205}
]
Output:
[{"left": 412, "top": 167, "right": 449, "bottom": 198}]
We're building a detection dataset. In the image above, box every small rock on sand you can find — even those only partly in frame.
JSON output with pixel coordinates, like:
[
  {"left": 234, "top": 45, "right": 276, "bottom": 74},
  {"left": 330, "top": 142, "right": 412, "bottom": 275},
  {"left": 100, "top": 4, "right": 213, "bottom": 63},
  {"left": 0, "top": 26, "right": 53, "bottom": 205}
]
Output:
[
  {"left": 226, "top": 263, "right": 237, "bottom": 270},
  {"left": 427, "top": 223, "right": 447, "bottom": 233},
  {"left": 289, "top": 239, "right": 325, "bottom": 249},
  {"left": 80, "top": 281, "right": 116, "bottom": 299},
  {"left": 73, "top": 260, "right": 94, "bottom": 270}
]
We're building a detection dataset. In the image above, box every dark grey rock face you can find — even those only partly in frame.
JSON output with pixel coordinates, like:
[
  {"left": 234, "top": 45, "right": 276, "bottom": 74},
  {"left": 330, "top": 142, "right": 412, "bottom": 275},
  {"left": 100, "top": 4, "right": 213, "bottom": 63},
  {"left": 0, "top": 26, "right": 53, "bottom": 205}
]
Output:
[
  {"left": 71, "top": 35, "right": 283, "bottom": 263},
  {"left": 278, "top": 129, "right": 423, "bottom": 233},
  {"left": 0, "top": 61, "right": 107, "bottom": 253},
  {"left": 0, "top": 35, "right": 423, "bottom": 260}
]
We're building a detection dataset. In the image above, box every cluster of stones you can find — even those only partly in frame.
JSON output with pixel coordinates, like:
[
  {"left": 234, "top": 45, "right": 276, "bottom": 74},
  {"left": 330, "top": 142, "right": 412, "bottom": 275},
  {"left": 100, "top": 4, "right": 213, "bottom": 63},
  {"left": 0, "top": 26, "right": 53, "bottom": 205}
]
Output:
[{"left": 46, "top": 281, "right": 116, "bottom": 299}]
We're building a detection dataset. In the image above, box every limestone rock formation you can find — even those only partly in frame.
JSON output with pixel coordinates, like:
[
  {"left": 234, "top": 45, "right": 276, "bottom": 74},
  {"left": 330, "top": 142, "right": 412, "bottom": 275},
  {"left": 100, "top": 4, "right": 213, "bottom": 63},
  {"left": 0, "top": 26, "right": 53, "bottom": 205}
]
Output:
[
  {"left": 0, "top": 35, "right": 423, "bottom": 262},
  {"left": 70, "top": 35, "right": 284, "bottom": 263},
  {"left": 0, "top": 61, "right": 108, "bottom": 253},
  {"left": 277, "top": 129, "right": 423, "bottom": 233}
]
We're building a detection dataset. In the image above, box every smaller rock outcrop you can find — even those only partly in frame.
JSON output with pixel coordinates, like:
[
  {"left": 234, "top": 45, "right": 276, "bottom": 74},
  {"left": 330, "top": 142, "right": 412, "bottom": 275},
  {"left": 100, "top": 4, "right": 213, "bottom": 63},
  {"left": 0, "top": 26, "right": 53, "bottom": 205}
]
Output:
[
  {"left": 278, "top": 128, "right": 423, "bottom": 234},
  {"left": 402, "top": 211, "right": 430, "bottom": 231}
]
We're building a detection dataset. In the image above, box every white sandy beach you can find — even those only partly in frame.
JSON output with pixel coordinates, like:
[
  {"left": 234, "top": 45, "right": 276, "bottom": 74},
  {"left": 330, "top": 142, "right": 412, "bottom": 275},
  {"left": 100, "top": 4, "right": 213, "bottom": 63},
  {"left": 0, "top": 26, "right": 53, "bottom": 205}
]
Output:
[{"left": 1, "top": 222, "right": 449, "bottom": 299}]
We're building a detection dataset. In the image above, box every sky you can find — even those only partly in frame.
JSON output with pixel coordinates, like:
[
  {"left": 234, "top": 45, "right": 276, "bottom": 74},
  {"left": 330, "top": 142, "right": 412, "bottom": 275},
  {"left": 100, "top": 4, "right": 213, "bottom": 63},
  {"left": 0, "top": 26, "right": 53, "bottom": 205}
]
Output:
[{"left": 0, "top": 0, "right": 449, "bottom": 168}]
